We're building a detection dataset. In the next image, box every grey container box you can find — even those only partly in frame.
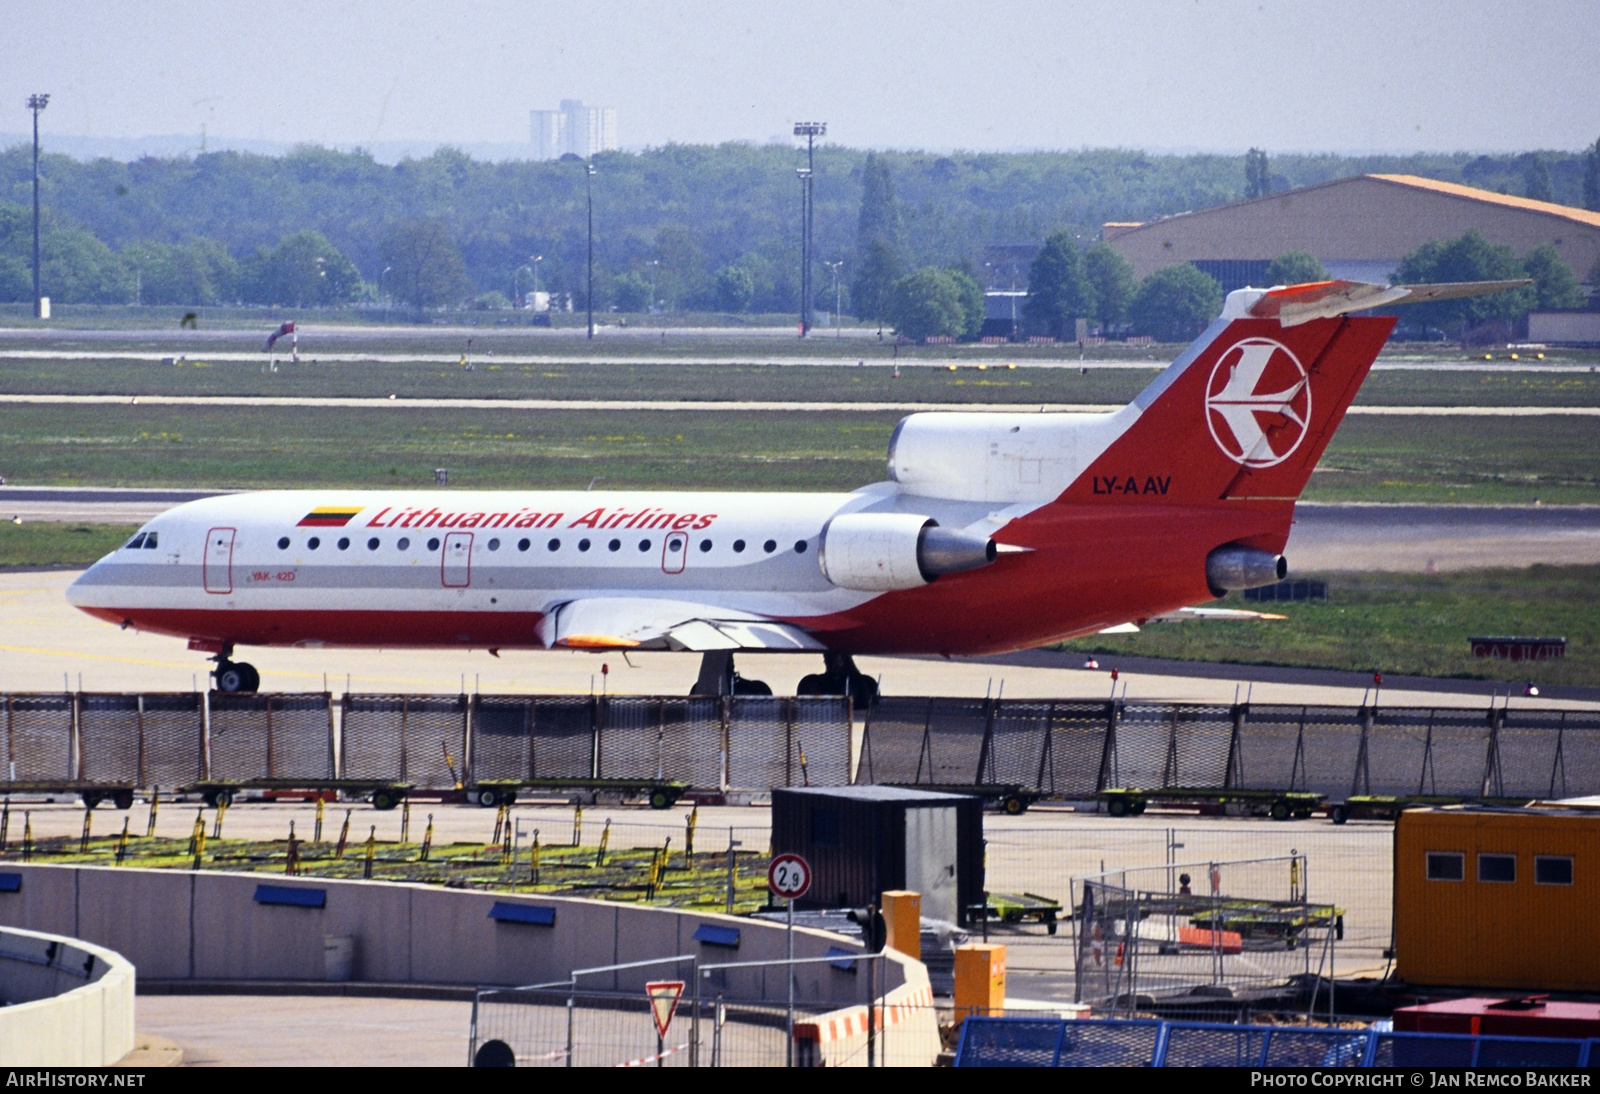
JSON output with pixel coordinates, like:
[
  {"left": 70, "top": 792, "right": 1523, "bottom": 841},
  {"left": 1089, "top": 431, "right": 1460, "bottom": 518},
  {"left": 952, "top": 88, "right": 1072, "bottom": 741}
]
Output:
[{"left": 770, "top": 786, "right": 983, "bottom": 926}]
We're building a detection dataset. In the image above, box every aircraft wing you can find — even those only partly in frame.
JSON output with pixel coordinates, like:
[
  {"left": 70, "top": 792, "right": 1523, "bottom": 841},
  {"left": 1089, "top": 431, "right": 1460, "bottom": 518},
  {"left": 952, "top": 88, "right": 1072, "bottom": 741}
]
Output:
[
  {"left": 537, "top": 597, "right": 826, "bottom": 652},
  {"left": 1096, "top": 606, "right": 1287, "bottom": 633}
]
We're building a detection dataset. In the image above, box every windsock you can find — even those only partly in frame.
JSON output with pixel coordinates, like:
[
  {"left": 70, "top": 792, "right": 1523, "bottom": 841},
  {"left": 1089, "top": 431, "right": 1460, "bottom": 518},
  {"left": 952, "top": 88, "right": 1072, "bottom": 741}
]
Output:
[{"left": 263, "top": 321, "right": 296, "bottom": 352}]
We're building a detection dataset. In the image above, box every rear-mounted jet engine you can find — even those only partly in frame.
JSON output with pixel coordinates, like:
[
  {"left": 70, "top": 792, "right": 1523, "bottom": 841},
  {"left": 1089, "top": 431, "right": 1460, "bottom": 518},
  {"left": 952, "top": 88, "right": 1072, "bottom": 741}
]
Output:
[{"left": 818, "top": 512, "right": 997, "bottom": 592}]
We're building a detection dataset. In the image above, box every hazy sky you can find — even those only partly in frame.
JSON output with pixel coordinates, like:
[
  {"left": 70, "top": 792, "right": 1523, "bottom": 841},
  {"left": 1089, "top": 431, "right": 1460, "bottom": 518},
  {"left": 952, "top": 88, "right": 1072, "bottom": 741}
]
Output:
[{"left": 7, "top": 0, "right": 1597, "bottom": 154}]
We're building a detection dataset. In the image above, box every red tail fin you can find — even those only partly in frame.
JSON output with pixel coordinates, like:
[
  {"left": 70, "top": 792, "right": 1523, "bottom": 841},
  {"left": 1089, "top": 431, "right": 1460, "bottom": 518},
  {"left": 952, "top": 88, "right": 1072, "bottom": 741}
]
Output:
[{"left": 1058, "top": 314, "right": 1394, "bottom": 505}]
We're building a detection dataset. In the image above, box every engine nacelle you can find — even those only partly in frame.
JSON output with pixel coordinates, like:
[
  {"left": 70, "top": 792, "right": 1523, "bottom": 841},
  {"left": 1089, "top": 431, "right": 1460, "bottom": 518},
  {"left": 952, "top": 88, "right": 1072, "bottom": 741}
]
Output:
[
  {"left": 1206, "top": 544, "right": 1287, "bottom": 596},
  {"left": 819, "top": 513, "right": 997, "bottom": 592}
]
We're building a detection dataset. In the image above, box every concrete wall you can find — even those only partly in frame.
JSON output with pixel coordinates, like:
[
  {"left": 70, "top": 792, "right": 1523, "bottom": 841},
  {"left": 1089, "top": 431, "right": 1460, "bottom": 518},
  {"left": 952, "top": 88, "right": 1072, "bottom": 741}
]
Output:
[
  {"left": 0, "top": 865, "right": 899, "bottom": 1008},
  {"left": 1105, "top": 175, "right": 1600, "bottom": 281},
  {"left": 0, "top": 926, "right": 135, "bottom": 1066}
]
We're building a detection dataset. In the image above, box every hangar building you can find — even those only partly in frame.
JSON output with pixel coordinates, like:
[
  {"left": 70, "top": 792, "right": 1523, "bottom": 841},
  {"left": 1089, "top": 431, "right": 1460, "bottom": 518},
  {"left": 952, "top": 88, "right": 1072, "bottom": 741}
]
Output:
[{"left": 1101, "top": 174, "right": 1600, "bottom": 292}]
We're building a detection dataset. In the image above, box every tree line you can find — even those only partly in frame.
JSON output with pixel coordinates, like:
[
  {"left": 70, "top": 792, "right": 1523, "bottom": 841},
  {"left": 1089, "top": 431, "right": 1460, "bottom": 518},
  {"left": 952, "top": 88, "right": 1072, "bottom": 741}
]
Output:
[{"left": 1, "top": 138, "right": 1597, "bottom": 325}]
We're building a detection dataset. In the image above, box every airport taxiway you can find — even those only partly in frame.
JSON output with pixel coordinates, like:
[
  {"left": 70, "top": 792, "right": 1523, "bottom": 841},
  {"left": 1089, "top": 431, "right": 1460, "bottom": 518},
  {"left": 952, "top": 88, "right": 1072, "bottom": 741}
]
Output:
[{"left": 0, "top": 568, "right": 1588, "bottom": 706}]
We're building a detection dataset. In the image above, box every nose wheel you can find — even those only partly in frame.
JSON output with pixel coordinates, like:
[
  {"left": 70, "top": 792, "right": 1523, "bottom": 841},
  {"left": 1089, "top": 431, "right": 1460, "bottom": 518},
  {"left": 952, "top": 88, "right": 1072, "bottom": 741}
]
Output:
[{"left": 214, "top": 660, "right": 260, "bottom": 694}]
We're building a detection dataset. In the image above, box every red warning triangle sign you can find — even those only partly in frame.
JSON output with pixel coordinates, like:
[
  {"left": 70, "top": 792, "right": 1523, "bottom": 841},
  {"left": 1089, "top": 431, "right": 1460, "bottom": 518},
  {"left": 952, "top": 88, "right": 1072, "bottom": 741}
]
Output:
[{"left": 645, "top": 980, "right": 685, "bottom": 1037}]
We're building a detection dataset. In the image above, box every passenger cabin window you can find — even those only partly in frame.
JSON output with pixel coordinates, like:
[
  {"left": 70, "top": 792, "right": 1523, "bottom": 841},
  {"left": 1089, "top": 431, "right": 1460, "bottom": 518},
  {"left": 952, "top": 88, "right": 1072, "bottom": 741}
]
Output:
[
  {"left": 1426, "top": 852, "right": 1464, "bottom": 881},
  {"left": 125, "top": 533, "right": 146, "bottom": 550},
  {"left": 143, "top": 532, "right": 158, "bottom": 549},
  {"left": 1478, "top": 853, "right": 1516, "bottom": 883},
  {"left": 1535, "top": 856, "right": 1574, "bottom": 886}
]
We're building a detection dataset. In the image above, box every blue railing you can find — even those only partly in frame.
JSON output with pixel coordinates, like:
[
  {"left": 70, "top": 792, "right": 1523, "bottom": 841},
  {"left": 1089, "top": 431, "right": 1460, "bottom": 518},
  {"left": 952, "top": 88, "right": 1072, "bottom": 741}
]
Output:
[{"left": 955, "top": 1017, "right": 1598, "bottom": 1067}]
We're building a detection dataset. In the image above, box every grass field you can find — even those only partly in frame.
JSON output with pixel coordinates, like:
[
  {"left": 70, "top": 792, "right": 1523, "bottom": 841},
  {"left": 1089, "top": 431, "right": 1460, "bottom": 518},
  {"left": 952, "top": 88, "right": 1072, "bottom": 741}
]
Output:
[
  {"left": 1063, "top": 565, "right": 1600, "bottom": 688},
  {"left": 3, "top": 353, "right": 1600, "bottom": 406},
  {"left": 0, "top": 522, "right": 135, "bottom": 567},
  {"left": 0, "top": 403, "right": 1595, "bottom": 504}
]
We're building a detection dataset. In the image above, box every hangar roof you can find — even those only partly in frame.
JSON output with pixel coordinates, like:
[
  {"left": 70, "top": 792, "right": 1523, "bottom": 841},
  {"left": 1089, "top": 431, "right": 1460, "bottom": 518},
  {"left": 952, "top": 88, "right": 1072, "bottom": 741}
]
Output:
[{"left": 1371, "top": 174, "right": 1600, "bottom": 230}]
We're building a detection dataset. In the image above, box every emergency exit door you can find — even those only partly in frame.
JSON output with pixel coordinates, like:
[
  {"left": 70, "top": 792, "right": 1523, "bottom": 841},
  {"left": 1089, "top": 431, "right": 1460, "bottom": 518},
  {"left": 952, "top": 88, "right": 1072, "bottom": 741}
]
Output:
[
  {"left": 442, "top": 532, "right": 473, "bottom": 587},
  {"left": 661, "top": 530, "right": 689, "bottom": 574},
  {"left": 204, "top": 527, "right": 235, "bottom": 594}
]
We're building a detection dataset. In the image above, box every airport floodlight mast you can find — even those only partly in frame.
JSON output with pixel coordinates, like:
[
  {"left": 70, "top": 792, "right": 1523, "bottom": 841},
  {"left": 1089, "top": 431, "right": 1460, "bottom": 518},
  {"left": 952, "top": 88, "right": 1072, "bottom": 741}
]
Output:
[
  {"left": 825, "top": 260, "right": 844, "bottom": 338},
  {"left": 27, "top": 93, "right": 48, "bottom": 319},
  {"left": 796, "top": 168, "right": 810, "bottom": 333},
  {"left": 793, "top": 121, "right": 825, "bottom": 335},
  {"left": 585, "top": 161, "right": 596, "bottom": 339}
]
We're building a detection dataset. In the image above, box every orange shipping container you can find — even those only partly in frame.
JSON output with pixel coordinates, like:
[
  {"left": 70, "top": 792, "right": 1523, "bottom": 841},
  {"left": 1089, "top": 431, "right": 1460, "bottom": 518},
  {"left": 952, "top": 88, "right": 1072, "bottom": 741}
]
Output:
[{"left": 1395, "top": 807, "right": 1600, "bottom": 991}]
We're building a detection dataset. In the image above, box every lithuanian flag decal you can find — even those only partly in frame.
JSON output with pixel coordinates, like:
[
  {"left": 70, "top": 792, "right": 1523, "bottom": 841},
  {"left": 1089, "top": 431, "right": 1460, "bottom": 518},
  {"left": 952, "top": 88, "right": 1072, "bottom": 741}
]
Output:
[{"left": 297, "top": 506, "right": 364, "bottom": 527}]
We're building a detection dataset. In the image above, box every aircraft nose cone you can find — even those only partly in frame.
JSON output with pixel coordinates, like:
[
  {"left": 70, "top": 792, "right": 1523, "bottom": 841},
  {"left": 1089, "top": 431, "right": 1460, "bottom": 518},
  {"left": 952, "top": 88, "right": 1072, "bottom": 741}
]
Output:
[{"left": 65, "top": 555, "right": 110, "bottom": 608}]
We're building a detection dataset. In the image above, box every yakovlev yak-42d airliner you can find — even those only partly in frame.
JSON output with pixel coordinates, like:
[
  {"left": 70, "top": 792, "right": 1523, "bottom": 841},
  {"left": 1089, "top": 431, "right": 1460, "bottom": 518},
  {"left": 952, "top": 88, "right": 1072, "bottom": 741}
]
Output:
[{"left": 68, "top": 279, "right": 1521, "bottom": 698}]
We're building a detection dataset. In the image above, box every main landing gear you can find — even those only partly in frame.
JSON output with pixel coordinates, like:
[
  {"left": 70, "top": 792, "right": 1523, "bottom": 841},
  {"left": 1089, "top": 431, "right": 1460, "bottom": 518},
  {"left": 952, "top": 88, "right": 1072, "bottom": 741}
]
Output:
[
  {"left": 209, "top": 644, "right": 260, "bottom": 694},
  {"left": 689, "top": 651, "right": 879, "bottom": 706},
  {"left": 690, "top": 651, "right": 772, "bottom": 696},
  {"left": 798, "top": 652, "right": 879, "bottom": 708}
]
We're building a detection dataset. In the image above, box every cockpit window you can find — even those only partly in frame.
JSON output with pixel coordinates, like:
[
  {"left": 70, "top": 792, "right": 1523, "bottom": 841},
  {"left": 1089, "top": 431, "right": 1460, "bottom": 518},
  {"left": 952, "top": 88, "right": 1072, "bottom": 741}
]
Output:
[
  {"left": 143, "top": 532, "right": 159, "bottom": 549},
  {"left": 125, "top": 533, "right": 146, "bottom": 550}
]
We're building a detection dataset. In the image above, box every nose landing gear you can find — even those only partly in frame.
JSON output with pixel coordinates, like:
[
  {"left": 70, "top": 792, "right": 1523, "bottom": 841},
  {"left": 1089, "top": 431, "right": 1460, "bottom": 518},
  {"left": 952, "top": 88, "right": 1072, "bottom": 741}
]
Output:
[{"left": 208, "top": 644, "right": 260, "bottom": 693}]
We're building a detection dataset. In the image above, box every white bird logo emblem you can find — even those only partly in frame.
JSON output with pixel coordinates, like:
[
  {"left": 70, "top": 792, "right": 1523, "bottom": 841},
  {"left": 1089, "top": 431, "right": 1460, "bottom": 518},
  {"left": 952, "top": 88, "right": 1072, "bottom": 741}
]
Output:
[{"left": 1205, "top": 339, "right": 1311, "bottom": 468}]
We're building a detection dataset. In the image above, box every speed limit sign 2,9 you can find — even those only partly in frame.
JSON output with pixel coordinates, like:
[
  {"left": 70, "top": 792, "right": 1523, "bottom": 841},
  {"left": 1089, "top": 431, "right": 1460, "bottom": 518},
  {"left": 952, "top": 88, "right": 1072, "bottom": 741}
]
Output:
[{"left": 768, "top": 853, "right": 811, "bottom": 901}]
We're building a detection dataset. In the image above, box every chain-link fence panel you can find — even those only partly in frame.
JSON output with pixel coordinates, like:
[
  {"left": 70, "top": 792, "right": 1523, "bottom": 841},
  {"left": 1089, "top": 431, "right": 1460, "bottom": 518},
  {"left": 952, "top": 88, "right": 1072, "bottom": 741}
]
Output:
[
  {"left": 1104, "top": 703, "right": 1174, "bottom": 789},
  {"left": 75, "top": 694, "right": 142, "bottom": 785},
  {"left": 3, "top": 694, "right": 74, "bottom": 784},
  {"left": 1170, "top": 705, "right": 1235, "bottom": 789},
  {"left": 857, "top": 697, "right": 932, "bottom": 785},
  {"left": 1234, "top": 706, "right": 1306, "bottom": 791},
  {"left": 533, "top": 697, "right": 598, "bottom": 780},
  {"left": 1362, "top": 709, "right": 1431, "bottom": 798},
  {"left": 985, "top": 702, "right": 1050, "bottom": 788},
  {"left": 470, "top": 696, "right": 534, "bottom": 782},
  {"left": 726, "top": 698, "right": 791, "bottom": 791},
  {"left": 208, "top": 693, "right": 334, "bottom": 782},
  {"left": 341, "top": 694, "right": 467, "bottom": 787},
  {"left": 922, "top": 698, "right": 990, "bottom": 785},
  {"left": 138, "top": 693, "right": 204, "bottom": 788},
  {"left": 1040, "top": 703, "right": 1114, "bottom": 798},
  {"left": 788, "top": 698, "right": 851, "bottom": 789},
  {"left": 1493, "top": 711, "right": 1563, "bottom": 799},
  {"left": 599, "top": 698, "right": 720, "bottom": 788},
  {"left": 1550, "top": 711, "right": 1600, "bottom": 798},
  {"left": 1419, "top": 709, "right": 1494, "bottom": 798},
  {"left": 1295, "top": 707, "right": 1367, "bottom": 799},
  {"left": 1160, "top": 1024, "right": 1270, "bottom": 1067}
]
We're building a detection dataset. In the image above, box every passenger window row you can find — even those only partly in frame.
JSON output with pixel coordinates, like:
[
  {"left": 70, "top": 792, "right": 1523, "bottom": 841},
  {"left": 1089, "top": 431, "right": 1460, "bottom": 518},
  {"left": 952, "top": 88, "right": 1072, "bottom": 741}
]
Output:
[{"left": 274, "top": 534, "right": 812, "bottom": 556}]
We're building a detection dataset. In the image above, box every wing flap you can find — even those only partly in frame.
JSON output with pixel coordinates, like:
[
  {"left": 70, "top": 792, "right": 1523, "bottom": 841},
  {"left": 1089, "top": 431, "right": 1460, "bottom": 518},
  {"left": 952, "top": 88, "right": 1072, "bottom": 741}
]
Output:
[{"left": 539, "top": 598, "right": 823, "bottom": 652}]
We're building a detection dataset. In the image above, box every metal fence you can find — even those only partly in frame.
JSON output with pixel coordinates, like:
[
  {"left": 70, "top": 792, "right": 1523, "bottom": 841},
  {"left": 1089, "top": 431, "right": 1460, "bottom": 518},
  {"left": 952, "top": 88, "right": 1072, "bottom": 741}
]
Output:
[
  {"left": 859, "top": 698, "right": 1600, "bottom": 803},
  {"left": 983, "top": 823, "right": 1391, "bottom": 960},
  {"left": 0, "top": 691, "right": 853, "bottom": 795},
  {"left": 2, "top": 690, "right": 1595, "bottom": 804},
  {"left": 955, "top": 1016, "right": 1599, "bottom": 1068},
  {"left": 1071, "top": 856, "right": 1336, "bottom": 1015}
]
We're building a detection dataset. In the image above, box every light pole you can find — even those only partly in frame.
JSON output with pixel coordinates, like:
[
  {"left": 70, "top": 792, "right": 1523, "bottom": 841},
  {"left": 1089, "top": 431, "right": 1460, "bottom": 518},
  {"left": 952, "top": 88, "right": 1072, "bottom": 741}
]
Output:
[
  {"left": 379, "top": 266, "right": 392, "bottom": 319},
  {"left": 792, "top": 122, "right": 826, "bottom": 336},
  {"left": 648, "top": 259, "right": 659, "bottom": 314},
  {"left": 27, "top": 93, "right": 49, "bottom": 319},
  {"left": 825, "top": 260, "right": 844, "bottom": 338},
  {"left": 585, "top": 162, "right": 596, "bottom": 340},
  {"left": 795, "top": 168, "right": 810, "bottom": 335}
]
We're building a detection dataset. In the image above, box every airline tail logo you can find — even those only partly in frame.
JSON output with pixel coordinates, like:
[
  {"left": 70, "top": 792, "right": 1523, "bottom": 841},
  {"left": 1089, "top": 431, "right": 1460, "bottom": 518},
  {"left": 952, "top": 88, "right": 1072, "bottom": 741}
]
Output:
[
  {"left": 1205, "top": 338, "right": 1311, "bottom": 468},
  {"left": 297, "top": 506, "right": 363, "bottom": 527}
]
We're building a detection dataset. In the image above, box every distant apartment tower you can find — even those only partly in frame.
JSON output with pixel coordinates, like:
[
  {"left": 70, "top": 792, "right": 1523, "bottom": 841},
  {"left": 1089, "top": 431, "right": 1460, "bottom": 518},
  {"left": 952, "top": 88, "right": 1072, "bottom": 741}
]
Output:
[{"left": 530, "top": 99, "right": 617, "bottom": 160}]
